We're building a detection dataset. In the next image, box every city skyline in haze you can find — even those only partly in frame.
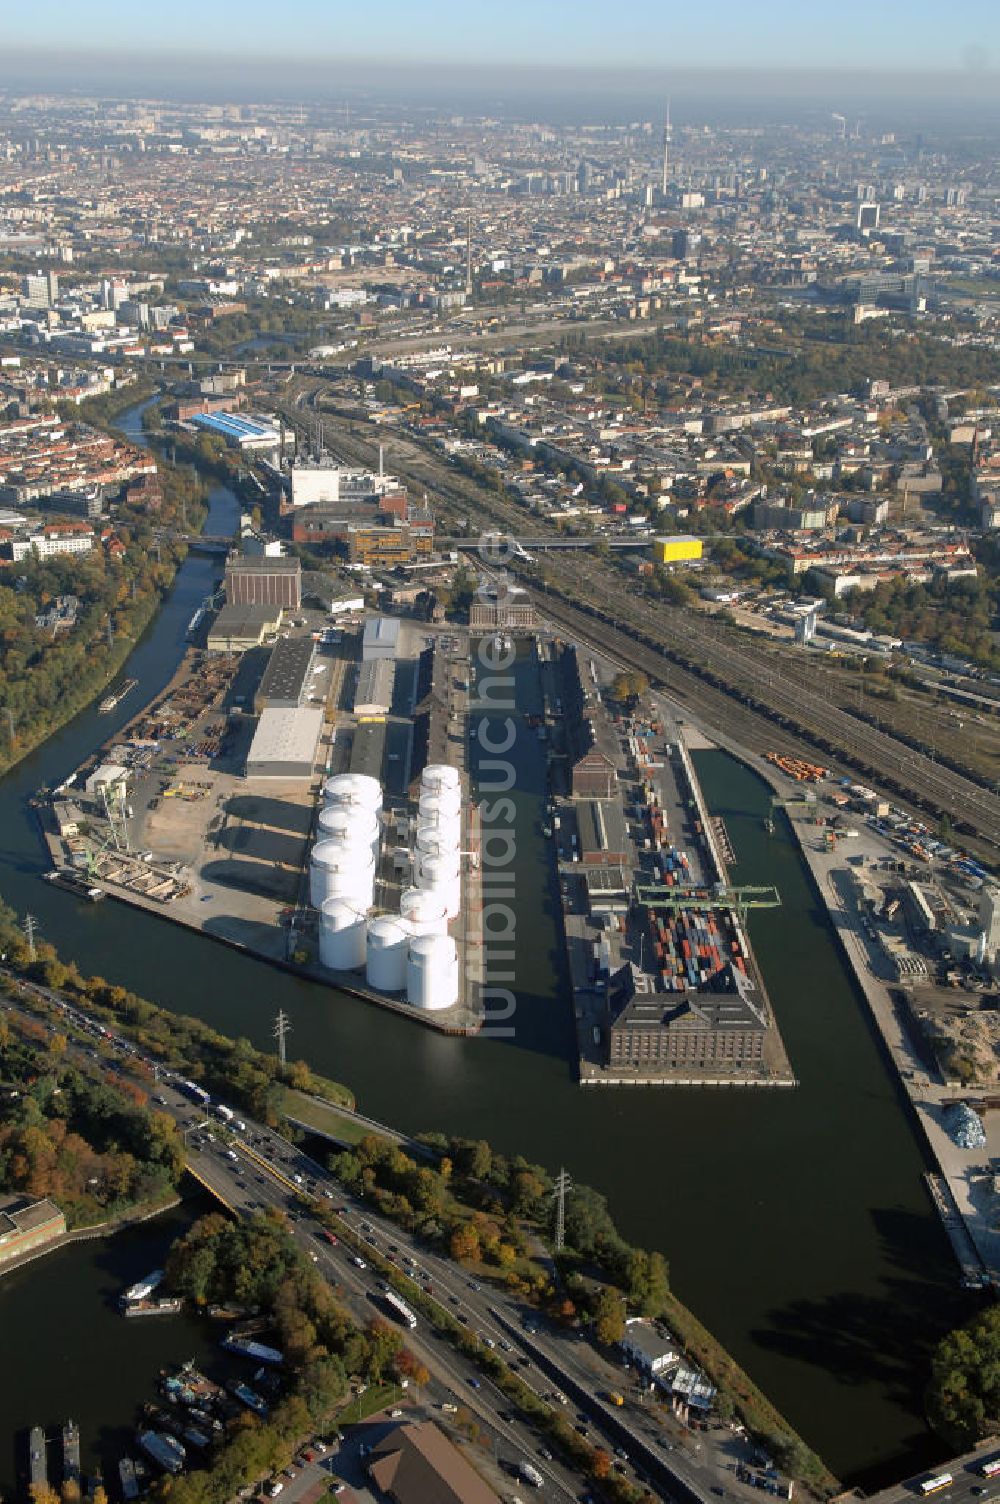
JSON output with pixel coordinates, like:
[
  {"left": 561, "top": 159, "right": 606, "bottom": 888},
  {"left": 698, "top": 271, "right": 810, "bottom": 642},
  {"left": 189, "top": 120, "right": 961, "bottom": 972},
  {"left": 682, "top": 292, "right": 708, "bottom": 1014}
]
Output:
[{"left": 2, "top": 0, "right": 998, "bottom": 73}]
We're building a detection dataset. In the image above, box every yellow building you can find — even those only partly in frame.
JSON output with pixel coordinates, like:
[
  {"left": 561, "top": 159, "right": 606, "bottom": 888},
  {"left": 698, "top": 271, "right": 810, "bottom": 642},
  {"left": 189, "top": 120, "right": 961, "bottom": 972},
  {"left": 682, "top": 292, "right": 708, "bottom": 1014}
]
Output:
[{"left": 652, "top": 535, "right": 703, "bottom": 565}]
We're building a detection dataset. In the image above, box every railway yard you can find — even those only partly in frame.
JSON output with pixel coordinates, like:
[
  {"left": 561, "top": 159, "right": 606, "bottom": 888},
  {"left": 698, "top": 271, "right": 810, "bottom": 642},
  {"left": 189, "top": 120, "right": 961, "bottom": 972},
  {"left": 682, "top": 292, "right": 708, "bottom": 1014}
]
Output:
[{"left": 279, "top": 392, "right": 1000, "bottom": 860}]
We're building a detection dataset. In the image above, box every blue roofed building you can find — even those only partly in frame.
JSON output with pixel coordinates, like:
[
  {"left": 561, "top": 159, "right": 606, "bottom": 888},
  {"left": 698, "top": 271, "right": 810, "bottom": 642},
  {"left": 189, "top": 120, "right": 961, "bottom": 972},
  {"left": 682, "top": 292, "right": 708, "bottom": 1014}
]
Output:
[{"left": 189, "top": 412, "right": 281, "bottom": 455}]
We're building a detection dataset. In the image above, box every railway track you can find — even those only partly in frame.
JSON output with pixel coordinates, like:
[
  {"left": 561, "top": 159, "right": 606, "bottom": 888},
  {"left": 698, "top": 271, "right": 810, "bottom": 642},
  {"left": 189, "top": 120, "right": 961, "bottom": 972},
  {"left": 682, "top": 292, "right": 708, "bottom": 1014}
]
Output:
[
  {"left": 278, "top": 403, "right": 1000, "bottom": 853},
  {"left": 530, "top": 580, "right": 1000, "bottom": 854}
]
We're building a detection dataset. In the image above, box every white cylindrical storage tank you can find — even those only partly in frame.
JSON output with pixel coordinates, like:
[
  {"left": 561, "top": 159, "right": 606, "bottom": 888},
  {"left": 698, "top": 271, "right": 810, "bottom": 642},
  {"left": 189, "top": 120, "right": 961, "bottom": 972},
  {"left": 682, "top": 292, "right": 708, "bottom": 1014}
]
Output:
[
  {"left": 417, "top": 805, "right": 460, "bottom": 836},
  {"left": 323, "top": 773, "right": 382, "bottom": 812},
  {"left": 416, "top": 853, "right": 461, "bottom": 919},
  {"left": 318, "top": 804, "right": 354, "bottom": 839},
  {"left": 419, "top": 789, "right": 462, "bottom": 823},
  {"left": 416, "top": 823, "right": 460, "bottom": 860},
  {"left": 310, "top": 839, "right": 375, "bottom": 907},
  {"left": 421, "top": 764, "right": 460, "bottom": 796},
  {"left": 366, "top": 916, "right": 411, "bottom": 992},
  {"left": 417, "top": 851, "right": 460, "bottom": 887},
  {"left": 400, "top": 887, "right": 449, "bottom": 937},
  {"left": 318, "top": 899, "right": 367, "bottom": 971},
  {"left": 407, "top": 933, "right": 459, "bottom": 1011},
  {"left": 325, "top": 868, "right": 374, "bottom": 907},
  {"left": 318, "top": 804, "right": 381, "bottom": 856}
]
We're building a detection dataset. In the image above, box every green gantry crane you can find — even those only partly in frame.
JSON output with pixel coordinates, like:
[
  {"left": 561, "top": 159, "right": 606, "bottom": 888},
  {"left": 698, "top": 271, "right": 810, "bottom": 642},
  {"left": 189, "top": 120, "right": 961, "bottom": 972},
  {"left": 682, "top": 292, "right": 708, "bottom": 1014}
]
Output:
[{"left": 634, "top": 882, "right": 781, "bottom": 923}]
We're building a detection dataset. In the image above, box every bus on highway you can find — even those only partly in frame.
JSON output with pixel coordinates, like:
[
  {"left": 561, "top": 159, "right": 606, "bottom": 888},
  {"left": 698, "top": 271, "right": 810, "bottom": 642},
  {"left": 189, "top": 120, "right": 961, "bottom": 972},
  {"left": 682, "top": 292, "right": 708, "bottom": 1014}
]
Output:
[
  {"left": 381, "top": 1289, "right": 417, "bottom": 1330},
  {"left": 920, "top": 1475, "right": 953, "bottom": 1495}
]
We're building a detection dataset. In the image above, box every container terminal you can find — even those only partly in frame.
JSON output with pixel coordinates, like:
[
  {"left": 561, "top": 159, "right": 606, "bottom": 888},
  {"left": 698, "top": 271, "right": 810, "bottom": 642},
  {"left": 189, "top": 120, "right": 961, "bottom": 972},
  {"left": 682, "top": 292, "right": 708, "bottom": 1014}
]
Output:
[
  {"left": 34, "top": 571, "right": 483, "bottom": 1034},
  {"left": 534, "top": 641, "right": 794, "bottom": 1087}
]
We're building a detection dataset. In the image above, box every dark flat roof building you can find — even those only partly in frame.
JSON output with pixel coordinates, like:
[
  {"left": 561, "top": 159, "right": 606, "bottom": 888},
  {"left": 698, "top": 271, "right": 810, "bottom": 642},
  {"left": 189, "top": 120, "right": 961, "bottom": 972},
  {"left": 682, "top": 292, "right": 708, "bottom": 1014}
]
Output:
[
  {"left": 350, "top": 720, "right": 387, "bottom": 783},
  {"left": 254, "top": 636, "right": 317, "bottom": 712},
  {"left": 608, "top": 962, "right": 766, "bottom": 1074},
  {"left": 207, "top": 602, "right": 282, "bottom": 653},
  {"left": 577, "top": 799, "right": 630, "bottom": 867},
  {"left": 560, "top": 644, "right": 618, "bottom": 799}
]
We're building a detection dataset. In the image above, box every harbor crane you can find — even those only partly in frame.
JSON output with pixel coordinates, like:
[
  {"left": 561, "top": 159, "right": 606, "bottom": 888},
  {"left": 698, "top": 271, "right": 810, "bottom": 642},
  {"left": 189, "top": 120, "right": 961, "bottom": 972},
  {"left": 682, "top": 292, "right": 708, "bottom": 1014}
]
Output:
[{"left": 634, "top": 882, "right": 781, "bottom": 925}]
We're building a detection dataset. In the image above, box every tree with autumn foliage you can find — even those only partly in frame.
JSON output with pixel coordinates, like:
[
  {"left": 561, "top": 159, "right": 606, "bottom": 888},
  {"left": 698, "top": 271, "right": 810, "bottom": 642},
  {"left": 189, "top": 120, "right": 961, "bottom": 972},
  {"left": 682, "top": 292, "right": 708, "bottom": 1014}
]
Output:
[{"left": 0, "top": 1018, "right": 183, "bottom": 1226}]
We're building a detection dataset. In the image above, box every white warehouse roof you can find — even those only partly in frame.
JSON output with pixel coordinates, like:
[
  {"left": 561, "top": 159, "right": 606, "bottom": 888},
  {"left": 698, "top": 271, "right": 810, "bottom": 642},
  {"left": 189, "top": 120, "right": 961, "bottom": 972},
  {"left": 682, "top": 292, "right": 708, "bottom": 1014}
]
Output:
[{"left": 246, "top": 706, "right": 324, "bottom": 778}]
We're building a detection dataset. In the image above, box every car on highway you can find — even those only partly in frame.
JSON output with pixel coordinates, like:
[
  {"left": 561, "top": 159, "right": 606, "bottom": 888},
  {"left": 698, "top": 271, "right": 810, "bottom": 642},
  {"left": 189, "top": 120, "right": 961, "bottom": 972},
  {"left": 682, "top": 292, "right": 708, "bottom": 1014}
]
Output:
[
  {"left": 468, "top": 1378, "right": 481, "bottom": 1390},
  {"left": 352, "top": 1256, "right": 367, "bottom": 1269}
]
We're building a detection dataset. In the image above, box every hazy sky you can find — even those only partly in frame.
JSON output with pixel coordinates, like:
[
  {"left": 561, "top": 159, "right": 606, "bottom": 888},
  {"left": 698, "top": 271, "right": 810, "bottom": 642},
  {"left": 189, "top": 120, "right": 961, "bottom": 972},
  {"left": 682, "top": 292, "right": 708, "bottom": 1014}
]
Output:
[{"left": 4, "top": 0, "right": 998, "bottom": 71}]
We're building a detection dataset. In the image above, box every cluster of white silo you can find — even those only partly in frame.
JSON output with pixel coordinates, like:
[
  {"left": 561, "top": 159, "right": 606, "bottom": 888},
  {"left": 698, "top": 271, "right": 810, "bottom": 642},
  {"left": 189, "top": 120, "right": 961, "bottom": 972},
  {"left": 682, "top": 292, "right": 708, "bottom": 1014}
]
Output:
[
  {"left": 311, "top": 773, "right": 383, "bottom": 929},
  {"left": 413, "top": 764, "right": 462, "bottom": 922},
  {"left": 313, "top": 762, "right": 461, "bottom": 1011}
]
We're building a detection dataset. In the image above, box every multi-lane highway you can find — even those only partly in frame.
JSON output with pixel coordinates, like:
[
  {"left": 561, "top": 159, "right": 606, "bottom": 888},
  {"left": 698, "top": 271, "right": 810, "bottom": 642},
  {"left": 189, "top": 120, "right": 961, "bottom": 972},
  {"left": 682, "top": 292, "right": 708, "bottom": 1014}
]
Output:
[{"left": 1, "top": 970, "right": 747, "bottom": 1504}]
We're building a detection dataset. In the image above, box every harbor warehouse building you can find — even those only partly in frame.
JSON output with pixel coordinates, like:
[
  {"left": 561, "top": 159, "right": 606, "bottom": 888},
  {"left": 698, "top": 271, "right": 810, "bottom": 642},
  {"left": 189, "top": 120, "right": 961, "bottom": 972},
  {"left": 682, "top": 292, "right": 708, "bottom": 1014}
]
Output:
[
  {"left": 0, "top": 1196, "right": 66, "bottom": 1267},
  {"left": 225, "top": 554, "right": 302, "bottom": 610},
  {"left": 559, "top": 645, "right": 617, "bottom": 799},
  {"left": 354, "top": 657, "right": 395, "bottom": 718},
  {"left": 253, "top": 636, "right": 317, "bottom": 713},
  {"left": 207, "top": 602, "right": 281, "bottom": 653},
  {"left": 608, "top": 962, "right": 766, "bottom": 1073},
  {"left": 362, "top": 616, "right": 401, "bottom": 661},
  {"left": 652, "top": 536, "right": 702, "bottom": 565},
  {"left": 245, "top": 707, "right": 323, "bottom": 778}
]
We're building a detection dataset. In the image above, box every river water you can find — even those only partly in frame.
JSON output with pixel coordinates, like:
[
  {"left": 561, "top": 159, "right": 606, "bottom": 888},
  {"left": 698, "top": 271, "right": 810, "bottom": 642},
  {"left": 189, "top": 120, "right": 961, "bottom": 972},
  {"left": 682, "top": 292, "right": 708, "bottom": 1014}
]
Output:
[
  {"left": 0, "top": 402, "right": 971, "bottom": 1488},
  {"left": 0, "top": 1190, "right": 234, "bottom": 1499}
]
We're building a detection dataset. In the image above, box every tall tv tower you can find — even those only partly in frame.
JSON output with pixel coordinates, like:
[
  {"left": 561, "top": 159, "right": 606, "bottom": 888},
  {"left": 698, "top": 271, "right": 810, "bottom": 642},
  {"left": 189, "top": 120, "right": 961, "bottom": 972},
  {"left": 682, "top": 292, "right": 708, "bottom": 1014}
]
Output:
[{"left": 661, "top": 100, "right": 672, "bottom": 198}]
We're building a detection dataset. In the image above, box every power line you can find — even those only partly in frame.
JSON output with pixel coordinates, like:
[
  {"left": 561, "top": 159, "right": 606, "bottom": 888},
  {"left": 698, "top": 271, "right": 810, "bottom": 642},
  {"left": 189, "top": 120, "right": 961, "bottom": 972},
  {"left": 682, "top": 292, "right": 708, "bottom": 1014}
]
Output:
[
  {"left": 274, "top": 1008, "right": 291, "bottom": 1068},
  {"left": 551, "top": 1167, "right": 572, "bottom": 1252},
  {"left": 23, "top": 913, "right": 39, "bottom": 962}
]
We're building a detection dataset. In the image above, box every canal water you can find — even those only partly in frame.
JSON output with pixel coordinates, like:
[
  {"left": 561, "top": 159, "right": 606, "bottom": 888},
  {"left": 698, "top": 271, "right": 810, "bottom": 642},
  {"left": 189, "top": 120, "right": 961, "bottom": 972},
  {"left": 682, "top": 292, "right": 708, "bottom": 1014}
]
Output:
[
  {"left": 0, "top": 403, "right": 970, "bottom": 1487},
  {"left": 0, "top": 1188, "right": 233, "bottom": 1500}
]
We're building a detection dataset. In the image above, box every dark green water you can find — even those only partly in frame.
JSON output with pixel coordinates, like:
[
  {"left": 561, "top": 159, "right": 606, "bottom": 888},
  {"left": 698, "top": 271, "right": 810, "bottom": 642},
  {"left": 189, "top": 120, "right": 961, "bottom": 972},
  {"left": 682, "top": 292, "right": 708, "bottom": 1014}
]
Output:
[
  {"left": 0, "top": 405, "right": 971, "bottom": 1487},
  {"left": 0, "top": 1189, "right": 231, "bottom": 1500}
]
